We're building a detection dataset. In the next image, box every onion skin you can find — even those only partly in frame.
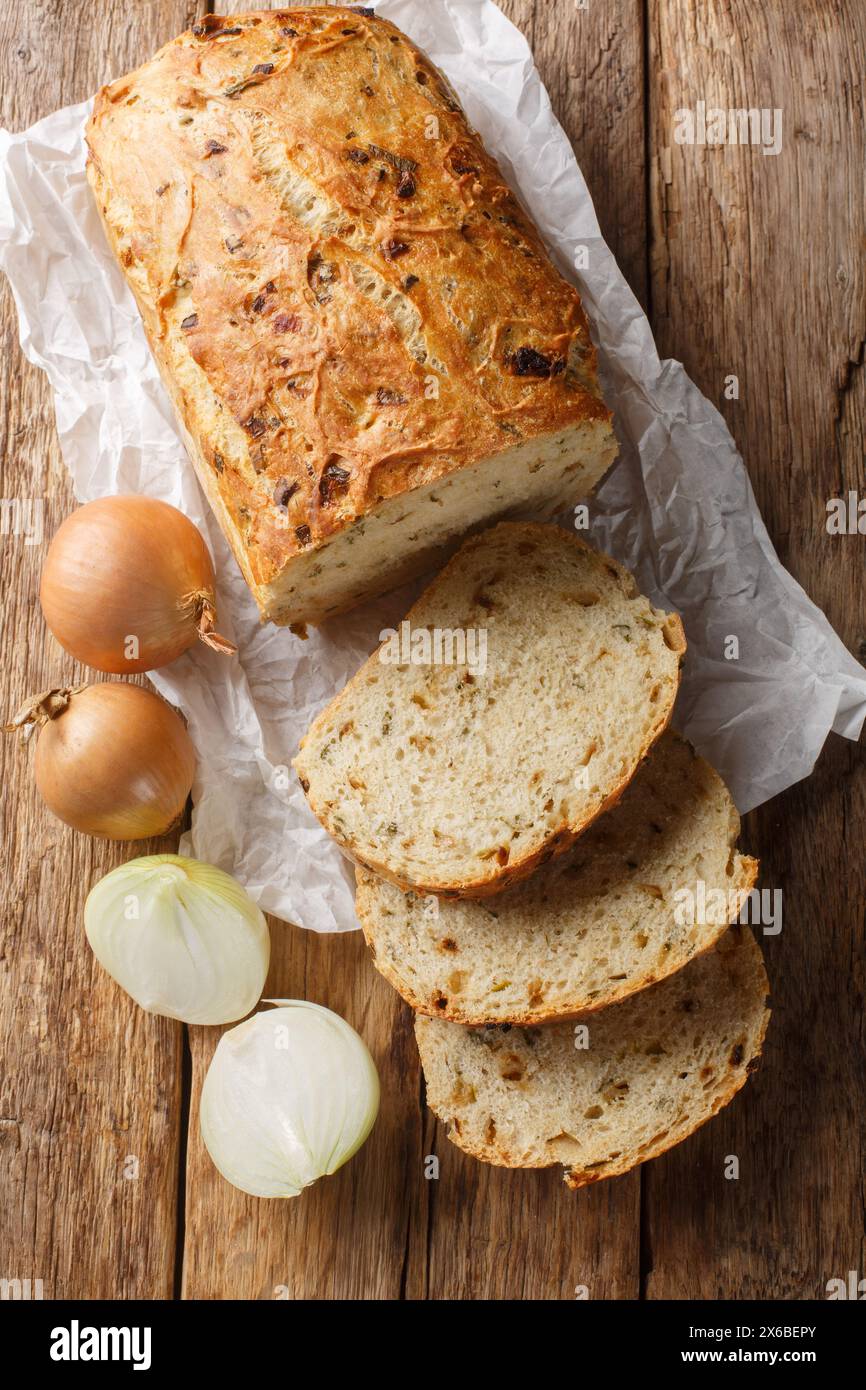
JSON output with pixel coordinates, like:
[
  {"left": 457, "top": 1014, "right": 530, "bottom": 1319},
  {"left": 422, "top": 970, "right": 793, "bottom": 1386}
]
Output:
[
  {"left": 26, "top": 684, "right": 195, "bottom": 839},
  {"left": 40, "top": 495, "right": 235, "bottom": 674}
]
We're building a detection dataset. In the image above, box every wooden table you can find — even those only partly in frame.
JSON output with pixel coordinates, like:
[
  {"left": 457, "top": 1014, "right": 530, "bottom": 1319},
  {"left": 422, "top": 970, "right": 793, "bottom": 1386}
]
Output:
[{"left": 1, "top": 1, "right": 863, "bottom": 1301}]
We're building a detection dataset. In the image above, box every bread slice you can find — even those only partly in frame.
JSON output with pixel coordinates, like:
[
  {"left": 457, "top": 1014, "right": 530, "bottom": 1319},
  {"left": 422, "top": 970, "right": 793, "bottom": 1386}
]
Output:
[
  {"left": 294, "top": 523, "right": 686, "bottom": 897},
  {"left": 356, "top": 731, "right": 758, "bottom": 1023},
  {"left": 415, "top": 927, "right": 770, "bottom": 1188}
]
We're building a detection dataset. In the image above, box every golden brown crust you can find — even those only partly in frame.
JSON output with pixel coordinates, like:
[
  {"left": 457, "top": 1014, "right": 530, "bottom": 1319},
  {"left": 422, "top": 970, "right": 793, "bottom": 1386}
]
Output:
[
  {"left": 85, "top": 10, "right": 611, "bottom": 618},
  {"left": 356, "top": 853, "right": 760, "bottom": 1025},
  {"left": 297, "top": 523, "right": 686, "bottom": 898}
]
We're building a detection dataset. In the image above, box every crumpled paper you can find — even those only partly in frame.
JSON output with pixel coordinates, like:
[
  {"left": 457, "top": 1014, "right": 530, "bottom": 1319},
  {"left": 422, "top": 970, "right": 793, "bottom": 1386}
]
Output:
[{"left": 1, "top": 0, "right": 863, "bottom": 932}]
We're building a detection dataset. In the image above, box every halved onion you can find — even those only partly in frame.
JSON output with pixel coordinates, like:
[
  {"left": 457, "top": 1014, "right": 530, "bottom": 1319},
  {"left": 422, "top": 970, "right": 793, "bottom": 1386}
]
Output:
[
  {"left": 40, "top": 495, "right": 235, "bottom": 674},
  {"left": 5, "top": 683, "right": 195, "bottom": 839},
  {"left": 85, "top": 855, "right": 270, "bottom": 1025},
  {"left": 200, "top": 1001, "right": 380, "bottom": 1198}
]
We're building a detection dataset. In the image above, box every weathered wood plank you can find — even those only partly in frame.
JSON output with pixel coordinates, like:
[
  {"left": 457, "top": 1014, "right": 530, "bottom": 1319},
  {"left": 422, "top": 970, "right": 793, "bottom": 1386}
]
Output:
[
  {"left": 0, "top": 0, "right": 199, "bottom": 1303},
  {"left": 644, "top": 0, "right": 866, "bottom": 1297},
  {"left": 533, "top": 0, "right": 648, "bottom": 304}
]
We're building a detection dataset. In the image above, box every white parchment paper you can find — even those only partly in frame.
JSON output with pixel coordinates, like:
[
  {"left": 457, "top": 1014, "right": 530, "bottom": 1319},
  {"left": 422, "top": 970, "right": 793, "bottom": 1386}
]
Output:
[{"left": 1, "top": 0, "right": 863, "bottom": 931}]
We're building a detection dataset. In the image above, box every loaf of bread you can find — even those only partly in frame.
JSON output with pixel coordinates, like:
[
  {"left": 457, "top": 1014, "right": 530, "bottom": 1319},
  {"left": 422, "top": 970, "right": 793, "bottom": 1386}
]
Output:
[
  {"left": 85, "top": 8, "right": 616, "bottom": 626},
  {"left": 357, "top": 731, "right": 758, "bottom": 1022},
  {"left": 415, "top": 926, "right": 770, "bottom": 1188},
  {"left": 295, "top": 522, "right": 686, "bottom": 897}
]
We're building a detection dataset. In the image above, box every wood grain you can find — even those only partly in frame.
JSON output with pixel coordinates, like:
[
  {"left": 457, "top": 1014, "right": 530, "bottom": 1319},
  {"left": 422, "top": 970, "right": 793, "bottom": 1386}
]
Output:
[
  {"left": 0, "top": 0, "right": 199, "bottom": 1302},
  {"left": 644, "top": 0, "right": 866, "bottom": 1297},
  {"left": 533, "top": 0, "right": 648, "bottom": 305}
]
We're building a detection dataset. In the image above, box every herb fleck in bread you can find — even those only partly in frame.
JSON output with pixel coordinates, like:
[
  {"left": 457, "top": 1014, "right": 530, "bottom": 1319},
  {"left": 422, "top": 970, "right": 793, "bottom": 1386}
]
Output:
[
  {"left": 294, "top": 522, "right": 686, "bottom": 897},
  {"left": 85, "top": 8, "right": 616, "bottom": 626},
  {"left": 356, "top": 731, "right": 757, "bottom": 1022},
  {"left": 415, "top": 926, "right": 770, "bottom": 1188}
]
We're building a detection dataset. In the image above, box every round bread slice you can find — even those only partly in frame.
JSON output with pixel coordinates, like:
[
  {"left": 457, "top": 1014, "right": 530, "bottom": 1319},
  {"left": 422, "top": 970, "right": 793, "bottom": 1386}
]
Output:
[
  {"left": 415, "top": 926, "right": 770, "bottom": 1189},
  {"left": 294, "top": 522, "right": 686, "bottom": 897},
  {"left": 356, "top": 731, "right": 758, "bottom": 1023}
]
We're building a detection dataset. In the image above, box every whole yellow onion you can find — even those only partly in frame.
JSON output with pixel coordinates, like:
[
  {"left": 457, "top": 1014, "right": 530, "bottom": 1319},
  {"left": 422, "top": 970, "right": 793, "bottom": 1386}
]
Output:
[
  {"left": 5, "top": 683, "right": 195, "bottom": 839},
  {"left": 40, "top": 495, "right": 235, "bottom": 674}
]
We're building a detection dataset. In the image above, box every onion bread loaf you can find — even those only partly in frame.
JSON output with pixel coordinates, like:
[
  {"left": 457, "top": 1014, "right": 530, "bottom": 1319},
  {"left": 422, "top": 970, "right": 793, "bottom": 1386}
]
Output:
[
  {"left": 295, "top": 523, "right": 686, "bottom": 897},
  {"left": 416, "top": 926, "right": 770, "bottom": 1188},
  {"left": 85, "top": 9, "right": 616, "bottom": 626},
  {"left": 356, "top": 731, "right": 757, "bottom": 1022}
]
